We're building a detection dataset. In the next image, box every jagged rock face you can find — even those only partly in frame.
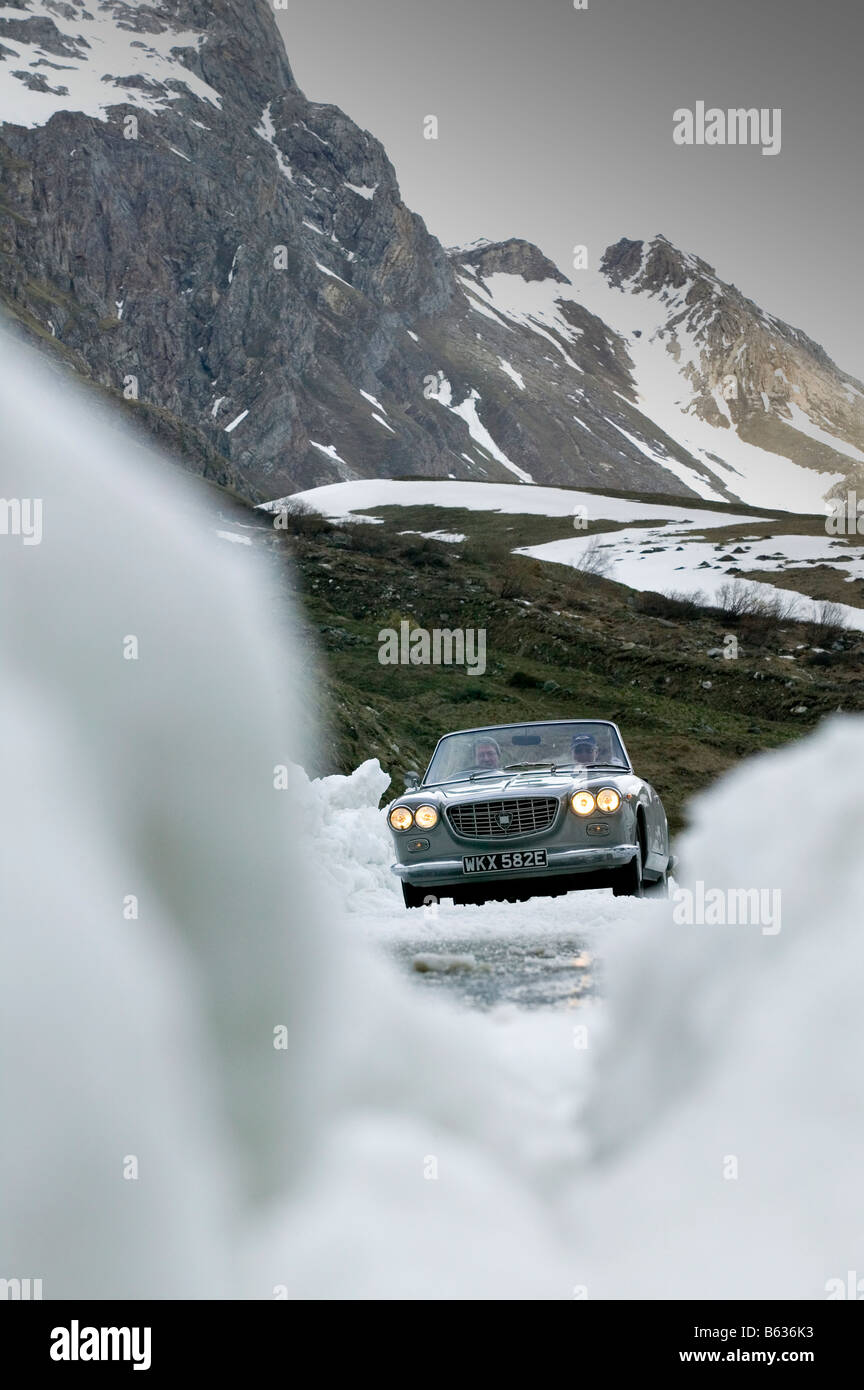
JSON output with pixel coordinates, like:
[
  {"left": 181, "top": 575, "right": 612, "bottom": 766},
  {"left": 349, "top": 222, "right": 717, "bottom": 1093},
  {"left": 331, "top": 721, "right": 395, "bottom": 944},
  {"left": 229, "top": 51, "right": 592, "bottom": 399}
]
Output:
[
  {"left": 0, "top": 3, "right": 861, "bottom": 509},
  {"left": 457, "top": 238, "right": 569, "bottom": 285},
  {"left": 593, "top": 236, "right": 864, "bottom": 506}
]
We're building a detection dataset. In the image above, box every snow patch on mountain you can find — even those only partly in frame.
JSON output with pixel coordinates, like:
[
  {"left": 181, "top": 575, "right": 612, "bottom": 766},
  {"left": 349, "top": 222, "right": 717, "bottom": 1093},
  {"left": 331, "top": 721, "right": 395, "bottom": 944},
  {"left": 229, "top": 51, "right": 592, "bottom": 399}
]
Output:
[
  {"left": 254, "top": 102, "right": 293, "bottom": 180},
  {"left": 0, "top": 1, "right": 221, "bottom": 128},
  {"left": 782, "top": 400, "right": 864, "bottom": 466},
  {"left": 498, "top": 358, "right": 525, "bottom": 391},
  {"left": 458, "top": 270, "right": 584, "bottom": 373},
  {"left": 425, "top": 373, "right": 534, "bottom": 483},
  {"left": 569, "top": 247, "right": 849, "bottom": 512}
]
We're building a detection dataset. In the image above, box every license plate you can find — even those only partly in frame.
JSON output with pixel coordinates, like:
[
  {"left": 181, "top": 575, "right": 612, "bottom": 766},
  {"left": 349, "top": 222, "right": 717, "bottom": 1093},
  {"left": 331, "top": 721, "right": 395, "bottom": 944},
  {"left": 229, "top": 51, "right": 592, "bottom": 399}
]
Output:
[{"left": 462, "top": 850, "right": 548, "bottom": 874}]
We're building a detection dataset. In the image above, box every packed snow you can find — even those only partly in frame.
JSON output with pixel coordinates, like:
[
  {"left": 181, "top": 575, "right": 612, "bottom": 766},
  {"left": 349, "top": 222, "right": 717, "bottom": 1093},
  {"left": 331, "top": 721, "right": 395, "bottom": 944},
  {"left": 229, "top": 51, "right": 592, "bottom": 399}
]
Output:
[
  {"left": 4, "top": 330, "right": 862, "bottom": 1299},
  {"left": 398, "top": 529, "right": 466, "bottom": 543},
  {"left": 263, "top": 476, "right": 762, "bottom": 527}
]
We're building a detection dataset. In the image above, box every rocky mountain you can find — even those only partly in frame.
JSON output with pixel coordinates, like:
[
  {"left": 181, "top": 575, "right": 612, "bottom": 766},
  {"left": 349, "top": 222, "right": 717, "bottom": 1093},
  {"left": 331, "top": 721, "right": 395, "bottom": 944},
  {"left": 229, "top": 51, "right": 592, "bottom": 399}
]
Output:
[
  {"left": 573, "top": 236, "right": 864, "bottom": 511},
  {"left": 1, "top": 0, "right": 862, "bottom": 511}
]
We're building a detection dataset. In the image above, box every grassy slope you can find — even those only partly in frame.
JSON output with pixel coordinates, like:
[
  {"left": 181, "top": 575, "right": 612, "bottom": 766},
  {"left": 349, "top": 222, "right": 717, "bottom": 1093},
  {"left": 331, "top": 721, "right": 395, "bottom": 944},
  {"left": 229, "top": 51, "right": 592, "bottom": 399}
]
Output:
[{"left": 245, "top": 494, "right": 864, "bottom": 834}]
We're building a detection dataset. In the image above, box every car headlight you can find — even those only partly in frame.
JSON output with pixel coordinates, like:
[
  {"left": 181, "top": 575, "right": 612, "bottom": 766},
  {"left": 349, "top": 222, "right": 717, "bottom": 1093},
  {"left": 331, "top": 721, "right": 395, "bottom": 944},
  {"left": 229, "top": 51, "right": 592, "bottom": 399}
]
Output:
[
  {"left": 414, "top": 805, "right": 439, "bottom": 829},
  {"left": 389, "top": 806, "right": 414, "bottom": 831},
  {"left": 571, "top": 790, "right": 596, "bottom": 816},
  {"left": 596, "top": 788, "right": 621, "bottom": 813}
]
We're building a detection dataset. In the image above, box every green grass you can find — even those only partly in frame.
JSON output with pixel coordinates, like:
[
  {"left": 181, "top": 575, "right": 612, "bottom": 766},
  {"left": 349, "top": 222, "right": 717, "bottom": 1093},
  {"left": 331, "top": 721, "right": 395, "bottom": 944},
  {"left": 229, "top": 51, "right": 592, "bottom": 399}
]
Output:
[{"left": 256, "top": 500, "right": 864, "bottom": 834}]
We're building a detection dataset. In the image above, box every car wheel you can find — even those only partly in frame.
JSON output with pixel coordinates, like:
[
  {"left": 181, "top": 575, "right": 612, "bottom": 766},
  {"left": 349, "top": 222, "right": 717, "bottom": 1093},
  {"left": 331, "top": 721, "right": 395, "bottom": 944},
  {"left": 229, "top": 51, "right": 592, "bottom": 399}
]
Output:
[
  {"left": 644, "top": 865, "right": 669, "bottom": 898},
  {"left": 612, "top": 843, "right": 644, "bottom": 898},
  {"left": 401, "top": 882, "right": 428, "bottom": 910}
]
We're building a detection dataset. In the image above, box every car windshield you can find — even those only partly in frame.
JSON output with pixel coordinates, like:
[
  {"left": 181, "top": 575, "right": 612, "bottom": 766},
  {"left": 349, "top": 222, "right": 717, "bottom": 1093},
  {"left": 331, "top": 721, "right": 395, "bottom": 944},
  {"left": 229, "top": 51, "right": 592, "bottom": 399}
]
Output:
[{"left": 424, "top": 722, "right": 629, "bottom": 784}]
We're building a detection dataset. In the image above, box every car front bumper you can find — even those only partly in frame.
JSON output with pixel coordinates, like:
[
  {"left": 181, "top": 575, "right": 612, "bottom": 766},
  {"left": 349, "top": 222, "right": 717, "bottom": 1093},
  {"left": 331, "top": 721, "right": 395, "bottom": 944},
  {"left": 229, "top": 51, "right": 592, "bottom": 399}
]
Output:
[{"left": 391, "top": 843, "right": 637, "bottom": 886}]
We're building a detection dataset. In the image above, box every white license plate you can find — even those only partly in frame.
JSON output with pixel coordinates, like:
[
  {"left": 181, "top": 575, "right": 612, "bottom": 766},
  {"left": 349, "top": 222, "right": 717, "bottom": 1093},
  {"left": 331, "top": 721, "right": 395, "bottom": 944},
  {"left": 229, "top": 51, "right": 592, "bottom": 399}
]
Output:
[{"left": 462, "top": 850, "right": 548, "bottom": 874}]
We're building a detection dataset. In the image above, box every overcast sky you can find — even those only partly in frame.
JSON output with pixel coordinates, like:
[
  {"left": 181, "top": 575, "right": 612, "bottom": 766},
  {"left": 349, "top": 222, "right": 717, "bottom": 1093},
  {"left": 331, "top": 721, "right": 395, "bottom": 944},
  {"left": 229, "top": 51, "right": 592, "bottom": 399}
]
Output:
[{"left": 277, "top": 0, "right": 864, "bottom": 380}]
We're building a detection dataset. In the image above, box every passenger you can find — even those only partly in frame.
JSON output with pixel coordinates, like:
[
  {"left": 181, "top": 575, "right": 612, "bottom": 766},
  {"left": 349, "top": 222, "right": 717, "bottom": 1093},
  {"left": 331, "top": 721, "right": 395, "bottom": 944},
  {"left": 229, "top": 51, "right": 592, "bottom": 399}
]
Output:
[{"left": 570, "top": 734, "right": 599, "bottom": 767}]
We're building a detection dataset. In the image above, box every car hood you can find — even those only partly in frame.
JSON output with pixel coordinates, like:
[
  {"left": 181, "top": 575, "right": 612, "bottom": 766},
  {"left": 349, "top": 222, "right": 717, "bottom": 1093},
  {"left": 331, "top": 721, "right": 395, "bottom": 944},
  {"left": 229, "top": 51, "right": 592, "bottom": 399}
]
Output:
[{"left": 420, "top": 771, "right": 625, "bottom": 800}]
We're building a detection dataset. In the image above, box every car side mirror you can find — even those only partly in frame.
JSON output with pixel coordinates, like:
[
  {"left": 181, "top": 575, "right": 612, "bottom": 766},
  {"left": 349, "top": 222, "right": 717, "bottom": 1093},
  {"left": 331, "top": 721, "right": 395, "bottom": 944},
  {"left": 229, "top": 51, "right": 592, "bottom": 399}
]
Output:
[{"left": 403, "top": 770, "right": 420, "bottom": 790}]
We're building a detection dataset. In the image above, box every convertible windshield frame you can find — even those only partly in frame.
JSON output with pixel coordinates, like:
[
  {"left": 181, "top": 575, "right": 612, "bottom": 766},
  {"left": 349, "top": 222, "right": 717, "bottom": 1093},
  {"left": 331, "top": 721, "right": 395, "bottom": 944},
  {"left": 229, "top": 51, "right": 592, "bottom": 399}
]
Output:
[{"left": 422, "top": 720, "right": 632, "bottom": 786}]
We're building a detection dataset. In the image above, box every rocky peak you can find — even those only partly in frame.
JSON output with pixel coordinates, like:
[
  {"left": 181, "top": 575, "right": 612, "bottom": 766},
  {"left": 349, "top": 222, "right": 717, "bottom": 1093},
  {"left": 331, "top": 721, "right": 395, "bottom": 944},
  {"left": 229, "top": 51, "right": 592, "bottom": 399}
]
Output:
[
  {"left": 2, "top": 3, "right": 863, "bottom": 512},
  {"left": 0, "top": 0, "right": 296, "bottom": 125},
  {"left": 579, "top": 233, "right": 864, "bottom": 505},
  {"left": 453, "top": 236, "right": 570, "bottom": 286},
  {"left": 602, "top": 234, "right": 716, "bottom": 295}
]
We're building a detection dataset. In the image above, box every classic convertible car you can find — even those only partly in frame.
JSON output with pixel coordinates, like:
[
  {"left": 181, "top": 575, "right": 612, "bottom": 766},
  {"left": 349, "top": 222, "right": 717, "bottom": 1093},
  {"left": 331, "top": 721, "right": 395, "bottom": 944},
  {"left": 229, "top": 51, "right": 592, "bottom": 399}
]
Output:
[{"left": 387, "top": 719, "right": 673, "bottom": 908}]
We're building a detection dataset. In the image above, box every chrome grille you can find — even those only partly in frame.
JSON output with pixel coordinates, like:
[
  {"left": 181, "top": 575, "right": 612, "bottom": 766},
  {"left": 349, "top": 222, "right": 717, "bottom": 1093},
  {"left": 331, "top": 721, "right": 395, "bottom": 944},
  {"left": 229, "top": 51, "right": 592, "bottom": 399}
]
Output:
[{"left": 446, "top": 797, "right": 558, "bottom": 839}]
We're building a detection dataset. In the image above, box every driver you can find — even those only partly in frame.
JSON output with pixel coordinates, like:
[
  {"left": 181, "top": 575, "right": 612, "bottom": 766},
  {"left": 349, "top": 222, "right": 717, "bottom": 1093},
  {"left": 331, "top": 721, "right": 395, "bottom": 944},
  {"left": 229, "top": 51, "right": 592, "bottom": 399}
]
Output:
[
  {"left": 570, "top": 733, "right": 599, "bottom": 767},
  {"left": 473, "top": 736, "right": 502, "bottom": 770}
]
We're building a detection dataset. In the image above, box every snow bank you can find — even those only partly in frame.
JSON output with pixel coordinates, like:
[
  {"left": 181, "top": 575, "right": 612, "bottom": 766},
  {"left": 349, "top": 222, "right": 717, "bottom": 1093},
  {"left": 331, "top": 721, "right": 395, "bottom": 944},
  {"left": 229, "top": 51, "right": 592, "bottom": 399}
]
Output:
[
  {"left": 291, "top": 759, "right": 399, "bottom": 914},
  {"left": 3, "top": 326, "right": 862, "bottom": 1299},
  {"left": 0, "top": 332, "right": 581, "bottom": 1298},
  {"left": 0, "top": 325, "right": 325, "bottom": 1295},
  {"left": 579, "top": 714, "right": 864, "bottom": 1297}
]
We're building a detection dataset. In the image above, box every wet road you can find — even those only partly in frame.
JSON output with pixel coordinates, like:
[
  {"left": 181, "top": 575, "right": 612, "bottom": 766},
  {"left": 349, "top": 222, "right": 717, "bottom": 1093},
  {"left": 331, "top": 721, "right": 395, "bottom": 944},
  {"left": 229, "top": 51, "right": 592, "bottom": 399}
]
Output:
[{"left": 387, "top": 936, "right": 599, "bottom": 1009}]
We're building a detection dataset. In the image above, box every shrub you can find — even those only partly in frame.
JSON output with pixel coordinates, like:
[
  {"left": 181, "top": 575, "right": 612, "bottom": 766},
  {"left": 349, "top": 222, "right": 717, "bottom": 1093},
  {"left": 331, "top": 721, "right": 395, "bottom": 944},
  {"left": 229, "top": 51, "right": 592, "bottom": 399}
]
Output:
[
  {"left": 396, "top": 537, "right": 448, "bottom": 568},
  {"left": 632, "top": 589, "right": 706, "bottom": 620},
  {"left": 805, "top": 600, "right": 847, "bottom": 646},
  {"left": 337, "top": 520, "right": 391, "bottom": 554},
  {"left": 574, "top": 535, "right": 611, "bottom": 577},
  {"left": 715, "top": 580, "right": 800, "bottom": 630},
  {"left": 270, "top": 497, "right": 333, "bottom": 538}
]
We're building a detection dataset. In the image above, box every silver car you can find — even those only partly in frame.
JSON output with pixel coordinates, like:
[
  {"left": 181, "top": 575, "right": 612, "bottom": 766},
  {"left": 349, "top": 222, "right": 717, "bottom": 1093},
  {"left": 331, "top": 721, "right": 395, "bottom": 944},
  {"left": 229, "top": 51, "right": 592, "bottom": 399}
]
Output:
[{"left": 387, "top": 719, "right": 673, "bottom": 908}]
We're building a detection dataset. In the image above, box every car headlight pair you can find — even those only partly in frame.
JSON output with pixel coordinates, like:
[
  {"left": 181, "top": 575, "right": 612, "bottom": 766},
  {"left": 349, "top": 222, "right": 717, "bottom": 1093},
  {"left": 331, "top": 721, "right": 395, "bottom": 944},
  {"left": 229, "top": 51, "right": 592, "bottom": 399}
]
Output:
[
  {"left": 571, "top": 788, "right": 621, "bottom": 816},
  {"left": 389, "top": 804, "right": 438, "bottom": 831}
]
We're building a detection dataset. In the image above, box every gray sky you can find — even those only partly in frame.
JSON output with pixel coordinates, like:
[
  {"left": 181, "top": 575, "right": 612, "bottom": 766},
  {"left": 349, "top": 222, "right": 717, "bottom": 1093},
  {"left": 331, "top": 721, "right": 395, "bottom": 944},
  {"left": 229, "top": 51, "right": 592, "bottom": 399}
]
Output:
[{"left": 277, "top": 0, "right": 864, "bottom": 380}]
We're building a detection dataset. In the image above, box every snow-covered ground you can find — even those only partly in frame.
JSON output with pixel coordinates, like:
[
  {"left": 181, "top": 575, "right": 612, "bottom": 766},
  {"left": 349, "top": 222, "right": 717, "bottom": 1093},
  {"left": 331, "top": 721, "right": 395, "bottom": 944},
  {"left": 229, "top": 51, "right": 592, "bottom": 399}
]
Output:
[
  {"left": 3, "top": 334, "right": 862, "bottom": 1300},
  {"left": 269, "top": 477, "right": 864, "bottom": 628},
  {"left": 267, "top": 475, "right": 761, "bottom": 527},
  {"left": 277, "top": 740, "right": 864, "bottom": 1298},
  {"left": 518, "top": 527, "right": 864, "bottom": 632}
]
